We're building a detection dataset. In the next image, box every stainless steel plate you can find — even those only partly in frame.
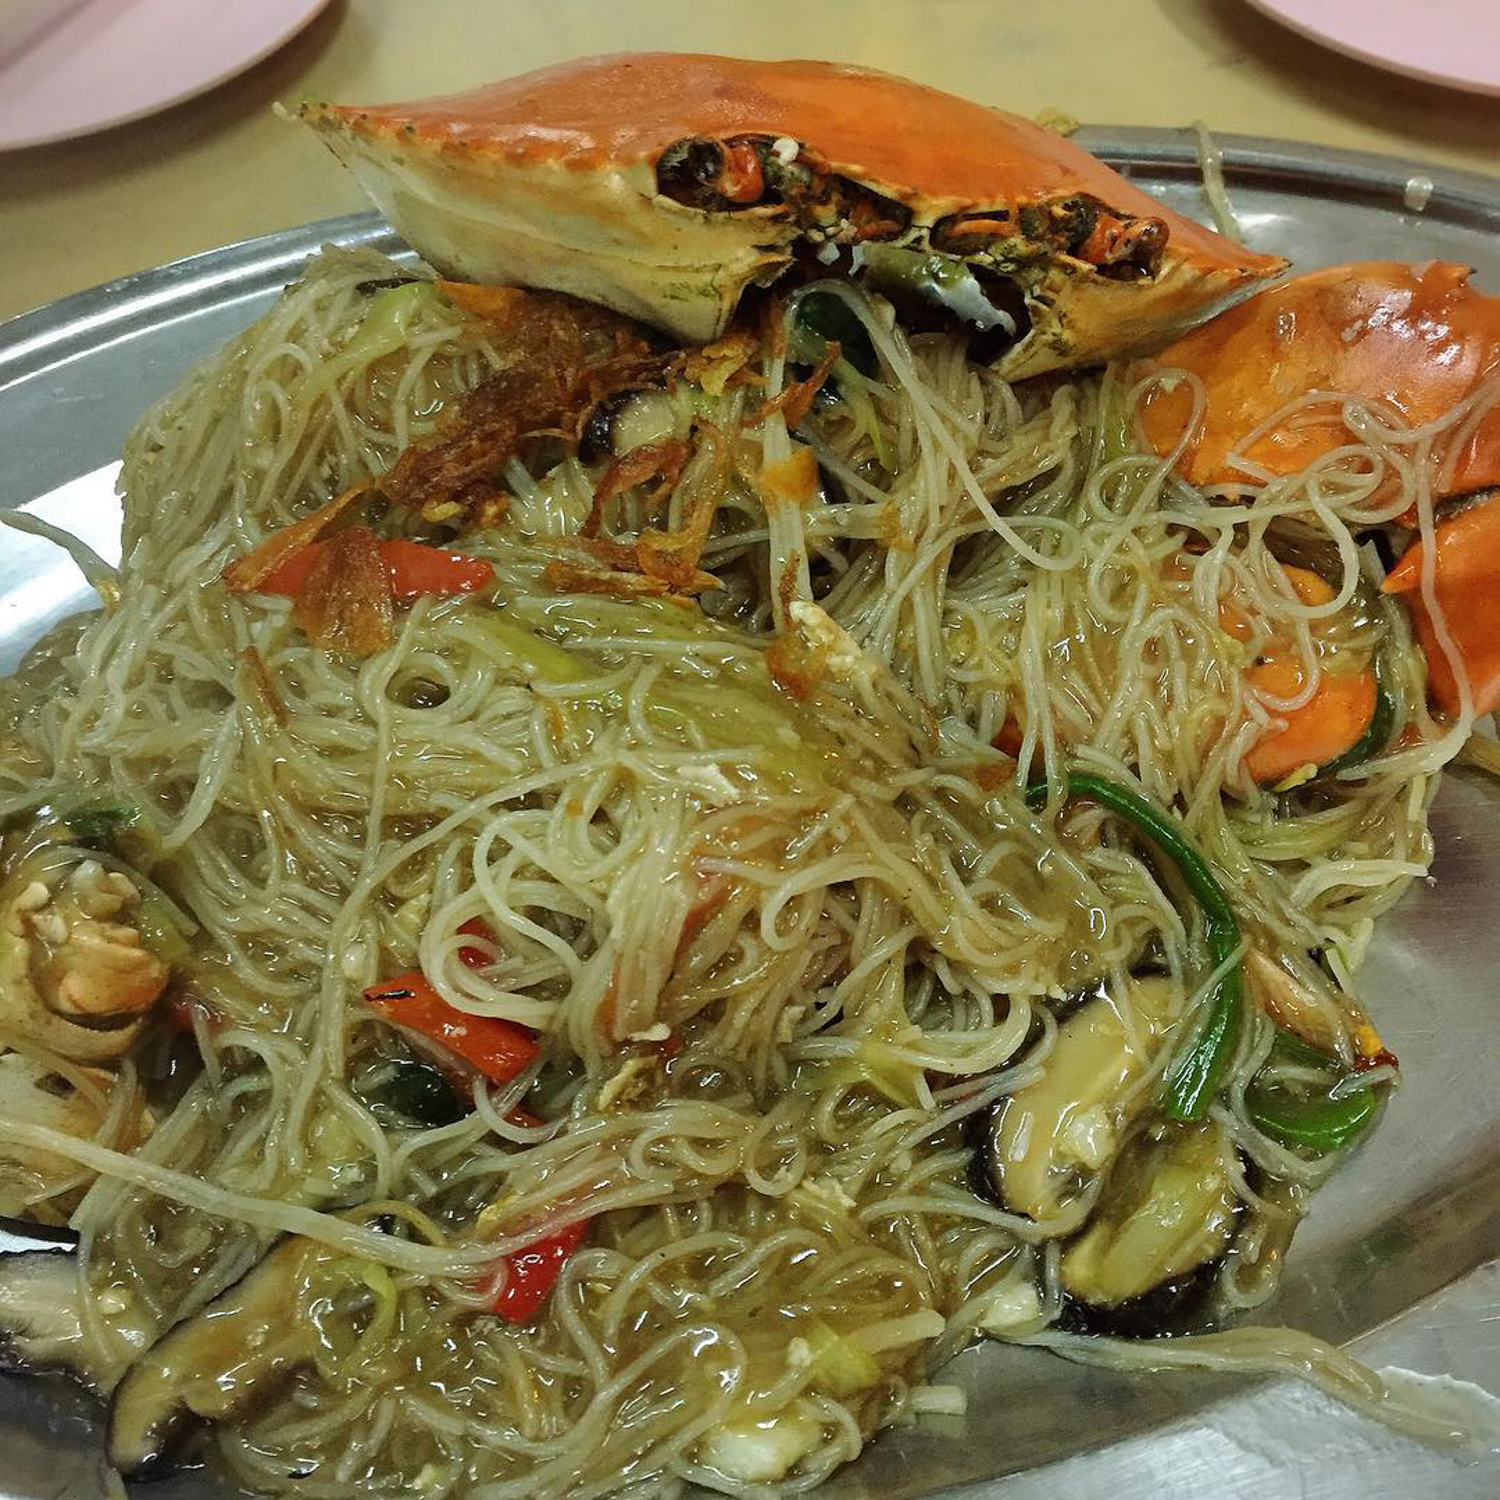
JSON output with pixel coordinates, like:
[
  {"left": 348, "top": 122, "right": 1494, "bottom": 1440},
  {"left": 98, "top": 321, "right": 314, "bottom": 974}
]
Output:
[{"left": 1, "top": 130, "right": 1498, "bottom": 1500}]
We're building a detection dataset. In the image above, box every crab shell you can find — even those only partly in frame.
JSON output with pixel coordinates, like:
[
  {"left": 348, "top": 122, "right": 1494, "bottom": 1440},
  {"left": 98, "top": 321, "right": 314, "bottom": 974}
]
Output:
[
  {"left": 1382, "top": 490, "right": 1500, "bottom": 716},
  {"left": 1136, "top": 261, "right": 1500, "bottom": 496},
  {"left": 300, "top": 52, "right": 1284, "bottom": 378}
]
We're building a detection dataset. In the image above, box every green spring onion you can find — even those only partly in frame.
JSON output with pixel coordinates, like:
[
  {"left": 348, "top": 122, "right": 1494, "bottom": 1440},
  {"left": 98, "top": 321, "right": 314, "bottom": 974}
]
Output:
[
  {"left": 1025, "top": 772, "right": 1243, "bottom": 1121},
  {"left": 789, "top": 291, "right": 878, "bottom": 378}
]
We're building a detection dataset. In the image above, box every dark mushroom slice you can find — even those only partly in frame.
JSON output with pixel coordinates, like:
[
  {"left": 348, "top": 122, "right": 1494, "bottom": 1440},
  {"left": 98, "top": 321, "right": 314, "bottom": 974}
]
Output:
[
  {"left": 1058, "top": 1117, "right": 1239, "bottom": 1335},
  {"left": 0, "top": 1217, "right": 157, "bottom": 1388},
  {"left": 0, "top": 1217, "right": 88, "bottom": 1375},
  {"left": 107, "top": 1235, "right": 324, "bottom": 1480},
  {"left": 977, "top": 977, "right": 1176, "bottom": 1226}
]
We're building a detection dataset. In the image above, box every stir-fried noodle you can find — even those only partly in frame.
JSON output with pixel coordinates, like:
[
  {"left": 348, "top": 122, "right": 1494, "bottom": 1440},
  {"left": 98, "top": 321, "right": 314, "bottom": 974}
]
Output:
[{"left": 0, "top": 245, "right": 1489, "bottom": 1496}]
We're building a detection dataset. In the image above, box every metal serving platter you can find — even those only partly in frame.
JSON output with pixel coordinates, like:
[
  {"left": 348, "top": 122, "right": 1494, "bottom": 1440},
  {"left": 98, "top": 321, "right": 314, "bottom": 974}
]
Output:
[{"left": 1, "top": 131, "right": 1498, "bottom": 1500}]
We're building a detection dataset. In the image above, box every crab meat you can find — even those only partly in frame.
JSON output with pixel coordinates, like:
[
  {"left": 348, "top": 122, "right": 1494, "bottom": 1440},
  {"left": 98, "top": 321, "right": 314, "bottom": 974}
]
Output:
[
  {"left": 9, "top": 861, "right": 168, "bottom": 1023},
  {"left": 1, "top": 856, "right": 168, "bottom": 1064},
  {"left": 1136, "top": 261, "right": 1500, "bottom": 496},
  {"left": 299, "top": 53, "right": 1283, "bottom": 377}
]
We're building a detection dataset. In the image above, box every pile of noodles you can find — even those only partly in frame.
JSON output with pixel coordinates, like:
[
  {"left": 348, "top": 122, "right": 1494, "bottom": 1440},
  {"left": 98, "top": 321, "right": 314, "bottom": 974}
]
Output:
[{"left": 0, "top": 243, "right": 1489, "bottom": 1498}]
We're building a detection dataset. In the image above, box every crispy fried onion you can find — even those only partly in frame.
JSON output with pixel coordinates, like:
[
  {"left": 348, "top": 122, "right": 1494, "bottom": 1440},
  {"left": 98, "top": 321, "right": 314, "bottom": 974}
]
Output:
[
  {"left": 237, "top": 645, "right": 288, "bottom": 728},
  {"left": 582, "top": 439, "right": 691, "bottom": 538},
  {"left": 290, "top": 526, "right": 395, "bottom": 655},
  {"left": 682, "top": 326, "right": 762, "bottom": 397},
  {"left": 758, "top": 446, "right": 819, "bottom": 510},
  {"left": 222, "top": 481, "right": 371, "bottom": 594},
  {"left": 383, "top": 287, "right": 670, "bottom": 526},
  {"left": 224, "top": 484, "right": 396, "bottom": 655},
  {"left": 546, "top": 424, "right": 731, "bottom": 600},
  {"left": 747, "top": 344, "right": 841, "bottom": 429}
]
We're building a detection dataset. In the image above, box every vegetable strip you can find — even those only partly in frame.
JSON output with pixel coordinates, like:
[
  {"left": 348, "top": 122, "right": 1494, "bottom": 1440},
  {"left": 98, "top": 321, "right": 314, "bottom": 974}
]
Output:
[
  {"left": 1247, "top": 1084, "right": 1380, "bottom": 1154},
  {"left": 490, "top": 1219, "right": 590, "bottom": 1323},
  {"left": 1246, "top": 1027, "right": 1386, "bottom": 1154},
  {"left": 1025, "top": 772, "right": 1243, "bottom": 1121},
  {"left": 364, "top": 972, "right": 539, "bottom": 1086}
]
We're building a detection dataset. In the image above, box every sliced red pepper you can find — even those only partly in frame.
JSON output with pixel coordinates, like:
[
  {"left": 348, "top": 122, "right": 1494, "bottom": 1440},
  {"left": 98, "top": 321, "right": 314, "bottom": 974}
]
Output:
[
  {"left": 490, "top": 1218, "right": 590, "bottom": 1322},
  {"left": 363, "top": 971, "right": 538, "bottom": 1085},
  {"left": 457, "top": 917, "right": 497, "bottom": 969},
  {"left": 992, "top": 718, "right": 1025, "bottom": 759},
  {"left": 261, "top": 537, "right": 493, "bottom": 604},
  {"left": 259, "top": 541, "right": 324, "bottom": 597},
  {"left": 380, "top": 537, "right": 495, "bottom": 601}
]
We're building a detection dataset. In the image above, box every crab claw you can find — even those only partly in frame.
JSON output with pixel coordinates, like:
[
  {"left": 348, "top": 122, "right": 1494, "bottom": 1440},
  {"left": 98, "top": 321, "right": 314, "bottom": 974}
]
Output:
[
  {"left": 1136, "top": 261, "right": 1500, "bottom": 497},
  {"left": 299, "top": 52, "right": 1283, "bottom": 378},
  {"left": 1135, "top": 262, "right": 1500, "bottom": 719}
]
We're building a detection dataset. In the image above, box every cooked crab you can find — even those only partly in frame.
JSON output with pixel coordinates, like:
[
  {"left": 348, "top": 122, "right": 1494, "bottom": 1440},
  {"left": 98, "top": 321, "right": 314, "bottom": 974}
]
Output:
[
  {"left": 1136, "top": 261, "right": 1500, "bottom": 493},
  {"left": 299, "top": 52, "right": 1284, "bottom": 377},
  {"left": 1381, "top": 488, "right": 1500, "bottom": 715},
  {"left": 1136, "top": 262, "right": 1500, "bottom": 715}
]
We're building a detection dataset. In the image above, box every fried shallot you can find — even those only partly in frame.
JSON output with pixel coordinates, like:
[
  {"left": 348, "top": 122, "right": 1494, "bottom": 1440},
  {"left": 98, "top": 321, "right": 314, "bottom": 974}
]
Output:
[{"left": 383, "top": 286, "right": 667, "bottom": 526}]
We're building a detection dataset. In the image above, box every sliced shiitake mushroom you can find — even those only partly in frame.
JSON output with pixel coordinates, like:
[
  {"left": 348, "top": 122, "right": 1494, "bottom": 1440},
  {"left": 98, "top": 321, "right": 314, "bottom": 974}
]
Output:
[
  {"left": 0, "top": 1217, "right": 153, "bottom": 1387},
  {"left": 1058, "top": 1116, "right": 1239, "bottom": 1332},
  {"left": 107, "top": 1235, "right": 324, "bottom": 1479},
  {"left": 0, "top": 1217, "right": 88, "bottom": 1375},
  {"left": 978, "top": 977, "right": 1176, "bottom": 1226}
]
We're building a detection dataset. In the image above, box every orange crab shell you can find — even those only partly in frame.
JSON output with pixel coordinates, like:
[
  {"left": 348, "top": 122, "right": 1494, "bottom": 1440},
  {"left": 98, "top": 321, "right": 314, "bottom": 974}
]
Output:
[
  {"left": 1136, "top": 261, "right": 1500, "bottom": 497},
  {"left": 1382, "top": 490, "right": 1500, "bottom": 717},
  {"left": 300, "top": 53, "right": 1284, "bottom": 375}
]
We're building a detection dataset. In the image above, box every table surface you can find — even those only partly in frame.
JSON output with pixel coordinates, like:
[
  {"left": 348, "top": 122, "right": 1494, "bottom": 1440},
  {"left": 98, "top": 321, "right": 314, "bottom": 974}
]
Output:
[{"left": 2, "top": 0, "right": 1500, "bottom": 323}]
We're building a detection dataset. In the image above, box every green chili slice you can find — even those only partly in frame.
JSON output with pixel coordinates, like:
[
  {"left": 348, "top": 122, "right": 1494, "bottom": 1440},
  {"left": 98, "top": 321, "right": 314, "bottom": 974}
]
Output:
[
  {"left": 1265, "top": 1023, "right": 1341, "bottom": 1071},
  {"left": 1246, "top": 1080, "right": 1380, "bottom": 1154},
  {"left": 1246, "top": 1024, "right": 1386, "bottom": 1154},
  {"left": 1025, "top": 772, "right": 1243, "bottom": 1122}
]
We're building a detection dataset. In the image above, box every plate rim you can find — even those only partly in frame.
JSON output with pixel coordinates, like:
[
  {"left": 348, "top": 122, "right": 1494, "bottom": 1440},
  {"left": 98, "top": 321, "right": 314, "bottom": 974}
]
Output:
[
  {"left": 0, "top": 0, "right": 335, "bottom": 152},
  {"left": 1244, "top": 0, "right": 1500, "bottom": 100}
]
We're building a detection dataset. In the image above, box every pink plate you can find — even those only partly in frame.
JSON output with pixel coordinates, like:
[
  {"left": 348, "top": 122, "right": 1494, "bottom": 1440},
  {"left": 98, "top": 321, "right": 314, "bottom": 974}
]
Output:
[
  {"left": 0, "top": 0, "right": 332, "bottom": 150},
  {"left": 1246, "top": 0, "right": 1500, "bottom": 98}
]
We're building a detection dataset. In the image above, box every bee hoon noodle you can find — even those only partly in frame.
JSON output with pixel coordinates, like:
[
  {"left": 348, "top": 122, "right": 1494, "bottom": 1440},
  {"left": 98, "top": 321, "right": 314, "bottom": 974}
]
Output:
[{"left": 0, "top": 244, "right": 1489, "bottom": 1497}]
